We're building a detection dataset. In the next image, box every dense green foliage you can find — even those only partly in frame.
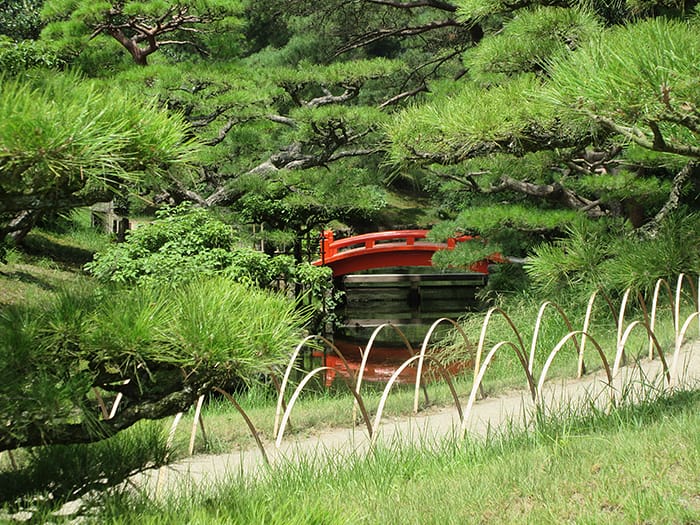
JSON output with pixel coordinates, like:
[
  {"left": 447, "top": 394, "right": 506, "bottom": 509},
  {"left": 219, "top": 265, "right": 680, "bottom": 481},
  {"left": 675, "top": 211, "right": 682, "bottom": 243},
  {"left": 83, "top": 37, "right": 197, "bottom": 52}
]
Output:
[
  {"left": 3, "top": 0, "right": 698, "bottom": 284},
  {"left": 87, "top": 204, "right": 239, "bottom": 286},
  {"left": 0, "top": 69, "right": 197, "bottom": 244},
  {"left": 0, "top": 0, "right": 43, "bottom": 41},
  {"left": 2, "top": 0, "right": 700, "bottom": 499},
  {"left": 526, "top": 212, "right": 700, "bottom": 299},
  {"left": 0, "top": 276, "right": 310, "bottom": 452},
  {"left": 85, "top": 204, "right": 334, "bottom": 326}
]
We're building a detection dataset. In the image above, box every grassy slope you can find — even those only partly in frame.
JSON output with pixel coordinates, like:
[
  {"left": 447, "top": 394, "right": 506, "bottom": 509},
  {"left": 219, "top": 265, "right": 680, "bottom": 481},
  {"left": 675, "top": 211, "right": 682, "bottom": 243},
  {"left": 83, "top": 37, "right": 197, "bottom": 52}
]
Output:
[
  {"left": 101, "top": 388, "right": 700, "bottom": 524},
  {"left": 0, "top": 209, "right": 107, "bottom": 307}
]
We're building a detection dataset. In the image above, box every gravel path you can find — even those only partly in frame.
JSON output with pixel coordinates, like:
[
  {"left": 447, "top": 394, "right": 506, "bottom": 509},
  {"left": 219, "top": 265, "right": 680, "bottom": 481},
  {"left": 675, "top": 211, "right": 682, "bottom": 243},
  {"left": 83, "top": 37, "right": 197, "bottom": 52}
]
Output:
[{"left": 134, "top": 341, "right": 700, "bottom": 495}]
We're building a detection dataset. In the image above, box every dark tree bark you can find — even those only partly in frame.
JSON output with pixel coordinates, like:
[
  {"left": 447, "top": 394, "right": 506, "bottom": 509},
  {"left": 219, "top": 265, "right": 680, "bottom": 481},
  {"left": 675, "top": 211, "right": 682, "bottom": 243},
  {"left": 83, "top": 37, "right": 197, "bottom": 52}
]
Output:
[
  {"left": 640, "top": 160, "right": 699, "bottom": 236},
  {"left": 91, "top": 4, "right": 216, "bottom": 65}
]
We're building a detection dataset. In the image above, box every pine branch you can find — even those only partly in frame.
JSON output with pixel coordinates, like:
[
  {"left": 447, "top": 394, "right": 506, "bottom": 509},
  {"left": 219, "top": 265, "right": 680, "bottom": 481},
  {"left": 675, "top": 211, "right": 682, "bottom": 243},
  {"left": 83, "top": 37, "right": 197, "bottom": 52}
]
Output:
[
  {"left": 363, "top": 0, "right": 458, "bottom": 11},
  {"left": 639, "top": 160, "right": 698, "bottom": 236},
  {"left": 306, "top": 84, "right": 361, "bottom": 108},
  {"left": 378, "top": 84, "right": 429, "bottom": 108},
  {"left": 592, "top": 114, "right": 700, "bottom": 158},
  {"left": 335, "top": 19, "right": 463, "bottom": 55},
  {"left": 488, "top": 176, "right": 606, "bottom": 217},
  {"left": 267, "top": 115, "right": 298, "bottom": 128}
]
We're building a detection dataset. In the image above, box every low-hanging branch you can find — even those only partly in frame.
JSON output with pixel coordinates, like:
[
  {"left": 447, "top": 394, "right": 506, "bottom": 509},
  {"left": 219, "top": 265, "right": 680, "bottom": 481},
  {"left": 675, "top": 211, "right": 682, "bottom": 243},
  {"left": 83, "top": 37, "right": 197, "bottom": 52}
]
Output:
[
  {"left": 407, "top": 129, "right": 588, "bottom": 165},
  {"left": 0, "top": 373, "right": 219, "bottom": 452},
  {"left": 592, "top": 115, "right": 700, "bottom": 159},
  {"left": 640, "top": 160, "right": 698, "bottom": 237},
  {"left": 334, "top": 18, "right": 464, "bottom": 55},
  {"left": 487, "top": 176, "right": 606, "bottom": 217},
  {"left": 306, "top": 84, "right": 361, "bottom": 108},
  {"left": 363, "top": 0, "right": 458, "bottom": 11},
  {"left": 378, "top": 84, "right": 429, "bottom": 108},
  {"left": 173, "top": 136, "right": 381, "bottom": 207}
]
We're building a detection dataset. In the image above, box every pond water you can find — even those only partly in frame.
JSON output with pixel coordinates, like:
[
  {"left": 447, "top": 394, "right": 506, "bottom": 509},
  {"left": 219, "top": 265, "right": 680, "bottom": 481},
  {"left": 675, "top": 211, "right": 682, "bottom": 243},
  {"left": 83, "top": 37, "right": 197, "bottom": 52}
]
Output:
[{"left": 317, "top": 269, "right": 487, "bottom": 386}]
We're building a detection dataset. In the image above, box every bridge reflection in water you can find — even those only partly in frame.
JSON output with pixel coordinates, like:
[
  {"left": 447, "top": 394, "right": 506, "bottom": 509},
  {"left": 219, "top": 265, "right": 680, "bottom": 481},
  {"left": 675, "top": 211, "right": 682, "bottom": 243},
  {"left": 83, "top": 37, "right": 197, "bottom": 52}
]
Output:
[{"left": 312, "top": 230, "right": 494, "bottom": 386}]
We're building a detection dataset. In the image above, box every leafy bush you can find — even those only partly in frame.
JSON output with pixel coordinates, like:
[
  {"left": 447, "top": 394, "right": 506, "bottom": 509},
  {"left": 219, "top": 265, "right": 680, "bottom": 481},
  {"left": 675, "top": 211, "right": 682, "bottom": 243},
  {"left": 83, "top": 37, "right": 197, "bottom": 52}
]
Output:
[
  {"left": 85, "top": 204, "right": 335, "bottom": 329},
  {"left": 86, "top": 204, "right": 267, "bottom": 286},
  {"left": 0, "top": 38, "right": 65, "bottom": 75}
]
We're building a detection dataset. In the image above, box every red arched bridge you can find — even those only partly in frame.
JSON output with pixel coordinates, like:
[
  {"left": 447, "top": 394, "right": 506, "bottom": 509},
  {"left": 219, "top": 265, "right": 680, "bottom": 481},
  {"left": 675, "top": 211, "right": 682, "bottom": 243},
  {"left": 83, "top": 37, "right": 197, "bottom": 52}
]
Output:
[{"left": 312, "top": 230, "right": 504, "bottom": 277}]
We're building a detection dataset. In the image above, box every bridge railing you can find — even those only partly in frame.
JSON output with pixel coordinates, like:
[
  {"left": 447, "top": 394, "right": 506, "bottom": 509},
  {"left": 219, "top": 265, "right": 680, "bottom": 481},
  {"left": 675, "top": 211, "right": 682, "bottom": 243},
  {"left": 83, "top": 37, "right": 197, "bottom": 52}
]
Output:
[{"left": 319, "top": 230, "right": 472, "bottom": 262}]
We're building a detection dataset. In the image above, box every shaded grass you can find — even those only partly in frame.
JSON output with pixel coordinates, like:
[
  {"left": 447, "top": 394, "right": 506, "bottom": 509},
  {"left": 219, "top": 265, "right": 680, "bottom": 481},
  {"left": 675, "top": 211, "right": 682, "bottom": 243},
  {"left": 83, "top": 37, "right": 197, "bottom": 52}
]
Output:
[
  {"left": 0, "top": 254, "right": 92, "bottom": 306},
  {"left": 21, "top": 209, "right": 110, "bottom": 265},
  {"left": 0, "top": 208, "right": 108, "bottom": 306},
  {"left": 95, "top": 387, "right": 700, "bottom": 524}
]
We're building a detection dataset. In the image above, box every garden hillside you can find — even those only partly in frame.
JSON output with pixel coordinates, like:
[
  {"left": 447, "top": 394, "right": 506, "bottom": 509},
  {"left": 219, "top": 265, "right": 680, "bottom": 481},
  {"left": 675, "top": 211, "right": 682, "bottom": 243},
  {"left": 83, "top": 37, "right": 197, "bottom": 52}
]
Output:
[
  {"left": 2, "top": 0, "right": 700, "bottom": 521},
  {"left": 1, "top": 203, "right": 699, "bottom": 523}
]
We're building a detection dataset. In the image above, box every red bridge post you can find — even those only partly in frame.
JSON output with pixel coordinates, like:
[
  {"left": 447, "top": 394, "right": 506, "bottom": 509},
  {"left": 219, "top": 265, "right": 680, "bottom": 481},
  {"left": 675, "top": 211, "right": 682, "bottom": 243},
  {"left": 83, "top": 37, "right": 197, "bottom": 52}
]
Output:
[{"left": 320, "top": 230, "right": 335, "bottom": 264}]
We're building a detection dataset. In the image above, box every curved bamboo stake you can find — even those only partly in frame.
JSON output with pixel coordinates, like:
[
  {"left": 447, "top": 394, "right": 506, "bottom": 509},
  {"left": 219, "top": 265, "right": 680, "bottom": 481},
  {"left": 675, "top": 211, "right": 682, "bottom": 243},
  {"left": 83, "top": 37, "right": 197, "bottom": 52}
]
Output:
[
  {"left": 438, "top": 318, "right": 482, "bottom": 399},
  {"left": 274, "top": 335, "right": 319, "bottom": 438},
  {"left": 188, "top": 394, "right": 206, "bottom": 456},
  {"left": 274, "top": 335, "right": 355, "bottom": 438},
  {"left": 612, "top": 320, "right": 640, "bottom": 378},
  {"left": 356, "top": 323, "right": 425, "bottom": 402},
  {"left": 276, "top": 366, "right": 373, "bottom": 448},
  {"left": 213, "top": 387, "right": 269, "bottom": 465},
  {"left": 353, "top": 323, "right": 428, "bottom": 423},
  {"left": 671, "top": 312, "right": 700, "bottom": 384},
  {"left": 577, "top": 288, "right": 624, "bottom": 378},
  {"left": 674, "top": 274, "right": 700, "bottom": 347},
  {"left": 613, "top": 288, "right": 635, "bottom": 369},
  {"left": 528, "top": 301, "right": 580, "bottom": 375},
  {"left": 92, "top": 379, "right": 132, "bottom": 421},
  {"left": 358, "top": 323, "right": 415, "bottom": 392},
  {"left": 108, "top": 392, "right": 124, "bottom": 419},
  {"left": 412, "top": 317, "right": 468, "bottom": 414},
  {"left": 371, "top": 354, "right": 464, "bottom": 447},
  {"left": 460, "top": 340, "right": 536, "bottom": 437},
  {"left": 649, "top": 279, "right": 674, "bottom": 360},
  {"left": 674, "top": 274, "right": 687, "bottom": 337},
  {"left": 166, "top": 411, "right": 184, "bottom": 450},
  {"left": 617, "top": 288, "right": 632, "bottom": 345},
  {"left": 537, "top": 331, "right": 613, "bottom": 407},
  {"left": 612, "top": 321, "right": 671, "bottom": 385},
  {"left": 474, "top": 307, "right": 528, "bottom": 391},
  {"left": 578, "top": 290, "right": 600, "bottom": 378},
  {"left": 268, "top": 371, "right": 290, "bottom": 427}
]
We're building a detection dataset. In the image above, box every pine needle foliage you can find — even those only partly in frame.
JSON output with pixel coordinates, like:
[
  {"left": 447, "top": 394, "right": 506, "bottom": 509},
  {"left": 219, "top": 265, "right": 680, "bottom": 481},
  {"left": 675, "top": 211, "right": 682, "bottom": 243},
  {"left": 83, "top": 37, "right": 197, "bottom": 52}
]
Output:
[
  {"left": 544, "top": 17, "right": 700, "bottom": 158},
  {"left": 0, "top": 276, "right": 310, "bottom": 452},
  {"left": 467, "top": 7, "right": 602, "bottom": 78}
]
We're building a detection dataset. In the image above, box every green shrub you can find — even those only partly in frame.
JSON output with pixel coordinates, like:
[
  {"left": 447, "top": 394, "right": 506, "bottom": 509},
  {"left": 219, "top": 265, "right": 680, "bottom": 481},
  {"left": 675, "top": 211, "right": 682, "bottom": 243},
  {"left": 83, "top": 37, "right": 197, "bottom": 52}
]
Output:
[
  {"left": 85, "top": 203, "right": 331, "bottom": 293},
  {"left": 85, "top": 203, "right": 236, "bottom": 286}
]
